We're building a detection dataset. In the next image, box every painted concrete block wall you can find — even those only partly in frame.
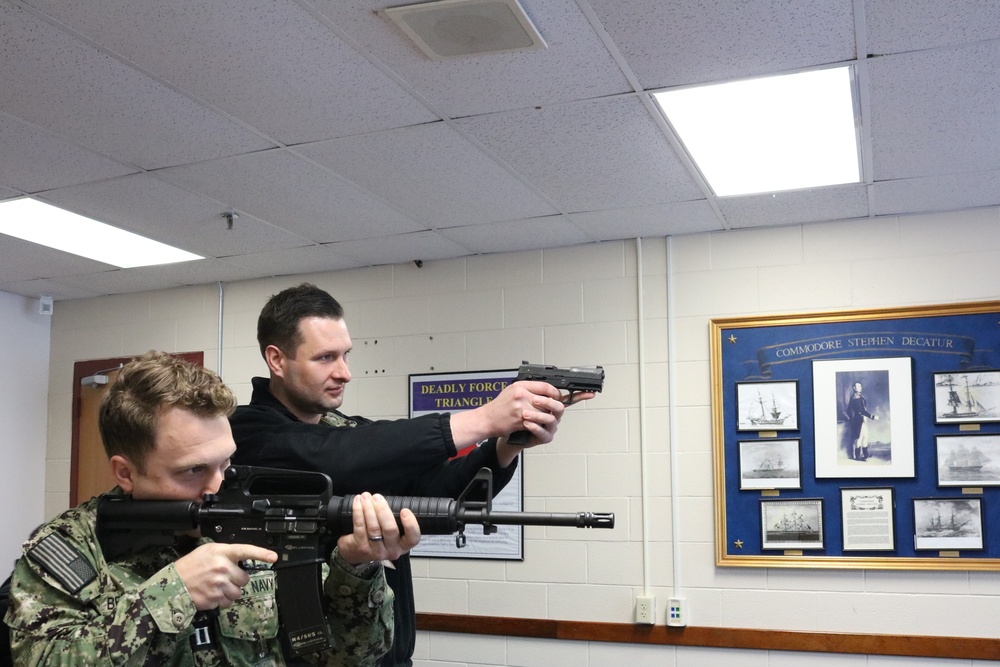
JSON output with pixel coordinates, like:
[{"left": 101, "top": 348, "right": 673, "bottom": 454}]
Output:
[
  {"left": 0, "top": 291, "right": 50, "bottom": 570},
  {"left": 39, "top": 210, "right": 1000, "bottom": 666}
]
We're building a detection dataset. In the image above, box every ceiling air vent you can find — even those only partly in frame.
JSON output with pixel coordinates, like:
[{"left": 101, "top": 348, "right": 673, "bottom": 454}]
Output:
[{"left": 384, "top": 0, "right": 546, "bottom": 60}]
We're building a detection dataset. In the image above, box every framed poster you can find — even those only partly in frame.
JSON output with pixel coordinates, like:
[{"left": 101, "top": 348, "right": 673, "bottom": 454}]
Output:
[
  {"left": 408, "top": 368, "right": 522, "bottom": 559},
  {"left": 936, "top": 434, "right": 1000, "bottom": 487},
  {"left": 736, "top": 380, "right": 799, "bottom": 431},
  {"left": 933, "top": 370, "right": 1000, "bottom": 424},
  {"left": 841, "top": 487, "right": 895, "bottom": 551},
  {"left": 913, "top": 497, "right": 984, "bottom": 551},
  {"left": 812, "top": 357, "right": 914, "bottom": 479},
  {"left": 760, "top": 498, "right": 824, "bottom": 550},
  {"left": 738, "top": 439, "right": 801, "bottom": 490}
]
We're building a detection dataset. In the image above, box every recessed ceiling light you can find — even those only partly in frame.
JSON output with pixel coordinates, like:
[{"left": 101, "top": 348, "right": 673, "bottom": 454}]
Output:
[
  {"left": 0, "top": 198, "right": 202, "bottom": 268},
  {"left": 653, "top": 66, "right": 861, "bottom": 197}
]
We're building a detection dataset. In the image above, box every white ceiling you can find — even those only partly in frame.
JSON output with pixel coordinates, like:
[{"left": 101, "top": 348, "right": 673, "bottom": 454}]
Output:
[{"left": 2, "top": 0, "right": 999, "bottom": 299}]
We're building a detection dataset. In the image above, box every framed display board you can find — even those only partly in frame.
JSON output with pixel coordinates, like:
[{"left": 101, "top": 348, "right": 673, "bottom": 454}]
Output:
[{"left": 711, "top": 301, "right": 1000, "bottom": 570}]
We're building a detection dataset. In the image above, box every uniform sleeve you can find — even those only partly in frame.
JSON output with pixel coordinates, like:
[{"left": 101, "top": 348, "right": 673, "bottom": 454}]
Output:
[
  {"left": 6, "top": 527, "right": 196, "bottom": 666},
  {"left": 232, "top": 406, "right": 460, "bottom": 495},
  {"left": 309, "top": 550, "right": 394, "bottom": 667}
]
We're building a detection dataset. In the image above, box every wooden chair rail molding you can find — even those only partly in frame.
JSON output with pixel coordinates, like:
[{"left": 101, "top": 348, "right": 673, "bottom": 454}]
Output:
[{"left": 415, "top": 613, "right": 1000, "bottom": 660}]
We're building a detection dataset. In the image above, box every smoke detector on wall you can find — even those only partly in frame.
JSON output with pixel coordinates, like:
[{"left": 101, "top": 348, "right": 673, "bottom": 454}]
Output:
[{"left": 384, "top": 0, "right": 546, "bottom": 60}]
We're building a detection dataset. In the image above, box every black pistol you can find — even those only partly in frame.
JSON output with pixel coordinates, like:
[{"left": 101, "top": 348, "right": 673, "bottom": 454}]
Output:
[{"left": 508, "top": 361, "right": 604, "bottom": 445}]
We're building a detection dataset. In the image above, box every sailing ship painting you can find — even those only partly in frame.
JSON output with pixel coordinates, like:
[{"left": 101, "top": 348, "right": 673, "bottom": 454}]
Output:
[
  {"left": 736, "top": 381, "right": 798, "bottom": 431},
  {"left": 936, "top": 434, "right": 1000, "bottom": 486},
  {"left": 761, "top": 499, "right": 824, "bottom": 549},
  {"left": 913, "top": 498, "right": 983, "bottom": 551},
  {"left": 933, "top": 371, "right": 1000, "bottom": 424},
  {"left": 739, "top": 439, "right": 800, "bottom": 489},
  {"left": 749, "top": 390, "right": 787, "bottom": 426}
]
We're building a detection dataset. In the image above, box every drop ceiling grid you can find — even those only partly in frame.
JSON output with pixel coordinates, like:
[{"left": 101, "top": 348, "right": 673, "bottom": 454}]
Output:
[
  {"left": 37, "top": 173, "right": 315, "bottom": 258},
  {"left": 867, "top": 44, "right": 1000, "bottom": 181},
  {"left": 306, "top": 0, "right": 633, "bottom": 118},
  {"left": 0, "top": 113, "right": 138, "bottom": 193},
  {"left": 154, "top": 150, "right": 427, "bottom": 244},
  {"left": 585, "top": 0, "right": 858, "bottom": 89},
  {"left": 296, "top": 123, "right": 559, "bottom": 228},
  {"left": 456, "top": 96, "right": 705, "bottom": 212},
  {"left": 21, "top": 0, "right": 440, "bottom": 145},
  {"left": 0, "top": 3, "right": 271, "bottom": 170}
]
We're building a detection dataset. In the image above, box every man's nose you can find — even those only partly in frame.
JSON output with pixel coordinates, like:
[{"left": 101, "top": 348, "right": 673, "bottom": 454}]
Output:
[
  {"left": 204, "top": 468, "right": 227, "bottom": 496},
  {"left": 335, "top": 357, "right": 351, "bottom": 382}
]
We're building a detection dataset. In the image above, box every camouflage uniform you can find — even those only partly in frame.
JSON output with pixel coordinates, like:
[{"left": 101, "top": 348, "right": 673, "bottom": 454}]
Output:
[{"left": 4, "top": 489, "right": 394, "bottom": 666}]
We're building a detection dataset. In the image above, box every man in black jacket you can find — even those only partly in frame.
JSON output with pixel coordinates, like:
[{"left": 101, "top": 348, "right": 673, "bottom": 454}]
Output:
[{"left": 230, "top": 283, "right": 594, "bottom": 667}]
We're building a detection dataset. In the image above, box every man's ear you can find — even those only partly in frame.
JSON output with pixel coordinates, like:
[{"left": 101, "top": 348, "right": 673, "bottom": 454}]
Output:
[
  {"left": 263, "top": 344, "right": 287, "bottom": 377},
  {"left": 109, "top": 455, "right": 137, "bottom": 493}
]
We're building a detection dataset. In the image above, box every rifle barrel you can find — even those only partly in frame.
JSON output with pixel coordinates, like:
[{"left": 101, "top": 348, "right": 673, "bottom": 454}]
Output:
[{"left": 456, "top": 509, "right": 614, "bottom": 529}]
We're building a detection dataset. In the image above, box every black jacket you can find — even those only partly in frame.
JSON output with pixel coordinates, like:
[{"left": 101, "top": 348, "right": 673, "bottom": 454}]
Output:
[{"left": 230, "top": 377, "right": 517, "bottom": 667}]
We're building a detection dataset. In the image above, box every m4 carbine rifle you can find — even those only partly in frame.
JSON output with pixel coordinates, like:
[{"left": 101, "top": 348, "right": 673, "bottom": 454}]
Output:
[
  {"left": 96, "top": 465, "right": 613, "bottom": 657},
  {"left": 508, "top": 361, "right": 605, "bottom": 445}
]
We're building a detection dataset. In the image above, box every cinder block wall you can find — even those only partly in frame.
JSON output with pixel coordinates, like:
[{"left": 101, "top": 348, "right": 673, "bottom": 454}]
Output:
[{"left": 43, "top": 209, "right": 1000, "bottom": 665}]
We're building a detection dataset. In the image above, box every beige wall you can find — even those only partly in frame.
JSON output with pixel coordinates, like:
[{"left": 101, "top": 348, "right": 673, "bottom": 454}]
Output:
[{"left": 44, "top": 209, "right": 1000, "bottom": 665}]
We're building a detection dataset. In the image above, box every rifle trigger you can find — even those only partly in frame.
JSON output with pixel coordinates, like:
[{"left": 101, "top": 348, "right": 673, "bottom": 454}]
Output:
[{"left": 455, "top": 528, "right": 466, "bottom": 549}]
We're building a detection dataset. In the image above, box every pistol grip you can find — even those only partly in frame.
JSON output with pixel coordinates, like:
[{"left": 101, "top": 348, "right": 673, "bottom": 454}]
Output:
[{"left": 506, "top": 429, "right": 530, "bottom": 446}]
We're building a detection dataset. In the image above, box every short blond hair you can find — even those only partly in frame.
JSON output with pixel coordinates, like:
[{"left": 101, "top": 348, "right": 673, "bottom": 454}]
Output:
[{"left": 98, "top": 351, "right": 236, "bottom": 471}]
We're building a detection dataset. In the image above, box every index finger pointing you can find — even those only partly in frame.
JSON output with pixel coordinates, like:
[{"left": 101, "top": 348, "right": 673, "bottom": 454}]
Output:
[{"left": 221, "top": 544, "right": 278, "bottom": 564}]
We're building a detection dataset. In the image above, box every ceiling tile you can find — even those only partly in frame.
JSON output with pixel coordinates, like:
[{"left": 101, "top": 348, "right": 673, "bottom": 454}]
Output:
[
  {"left": 156, "top": 150, "right": 427, "bottom": 243},
  {"left": 457, "top": 96, "right": 704, "bottom": 212},
  {"left": 868, "top": 43, "right": 1000, "bottom": 180},
  {"left": 717, "top": 185, "right": 870, "bottom": 228},
  {"left": 23, "top": 0, "right": 438, "bottom": 144},
  {"left": 568, "top": 200, "right": 724, "bottom": 240},
  {"left": 439, "top": 215, "right": 592, "bottom": 254},
  {"left": 0, "top": 233, "right": 116, "bottom": 282},
  {"left": 588, "top": 0, "right": 856, "bottom": 89},
  {"left": 222, "top": 245, "right": 366, "bottom": 277},
  {"left": 873, "top": 171, "right": 1000, "bottom": 217},
  {"left": 45, "top": 268, "right": 184, "bottom": 295},
  {"left": 297, "top": 123, "right": 558, "bottom": 228},
  {"left": 0, "top": 277, "right": 101, "bottom": 300},
  {"left": 865, "top": 0, "right": 1000, "bottom": 54},
  {"left": 39, "top": 173, "right": 313, "bottom": 258},
  {"left": 0, "top": 112, "right": 137, "bottom": 193},
  {"left": 132, "top": 258, "right": 265, "bottom": 286},
  {"left": 0, "top": 3, "right": 272, "bottom": 170},
  {"left": 329, "top": 230, "right": 471, "bottom": 266}
]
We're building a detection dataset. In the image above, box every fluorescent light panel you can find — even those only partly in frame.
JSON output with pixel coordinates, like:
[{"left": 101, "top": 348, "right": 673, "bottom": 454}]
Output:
[
  {"left": 0, "top": 198, "right": 202, "bottom": 268},
  {"left": 653, "top": 66, "right": 861, "bottom": 197}
]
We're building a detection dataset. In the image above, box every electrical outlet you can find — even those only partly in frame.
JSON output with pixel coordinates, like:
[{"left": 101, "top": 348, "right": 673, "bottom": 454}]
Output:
[
  {"left": 634, "top": 594, "right": 655, "bottom": 625},
  {"left": 667, "top": 596, "right": 687, "bottom": 627}
]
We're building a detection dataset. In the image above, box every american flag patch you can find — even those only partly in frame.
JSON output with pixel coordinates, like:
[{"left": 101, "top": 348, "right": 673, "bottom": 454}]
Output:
[{"left": 27, "top": 533, "right": 97, "bottom": 595}]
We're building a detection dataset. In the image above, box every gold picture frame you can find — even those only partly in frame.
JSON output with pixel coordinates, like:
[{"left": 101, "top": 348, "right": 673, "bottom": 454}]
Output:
[{"left": 711, "top": 301, "right": 1000, "bottom": 570}]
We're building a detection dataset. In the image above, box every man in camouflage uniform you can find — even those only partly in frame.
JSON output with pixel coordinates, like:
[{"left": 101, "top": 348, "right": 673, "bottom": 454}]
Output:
[{"left": 5, "top": 351, "right": 421, "bottom": 666}]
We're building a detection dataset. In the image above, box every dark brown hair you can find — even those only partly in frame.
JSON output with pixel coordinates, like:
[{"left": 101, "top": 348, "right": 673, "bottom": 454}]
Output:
[{"left": 257, "top": 283, "right": 345, "bottom": 358}]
